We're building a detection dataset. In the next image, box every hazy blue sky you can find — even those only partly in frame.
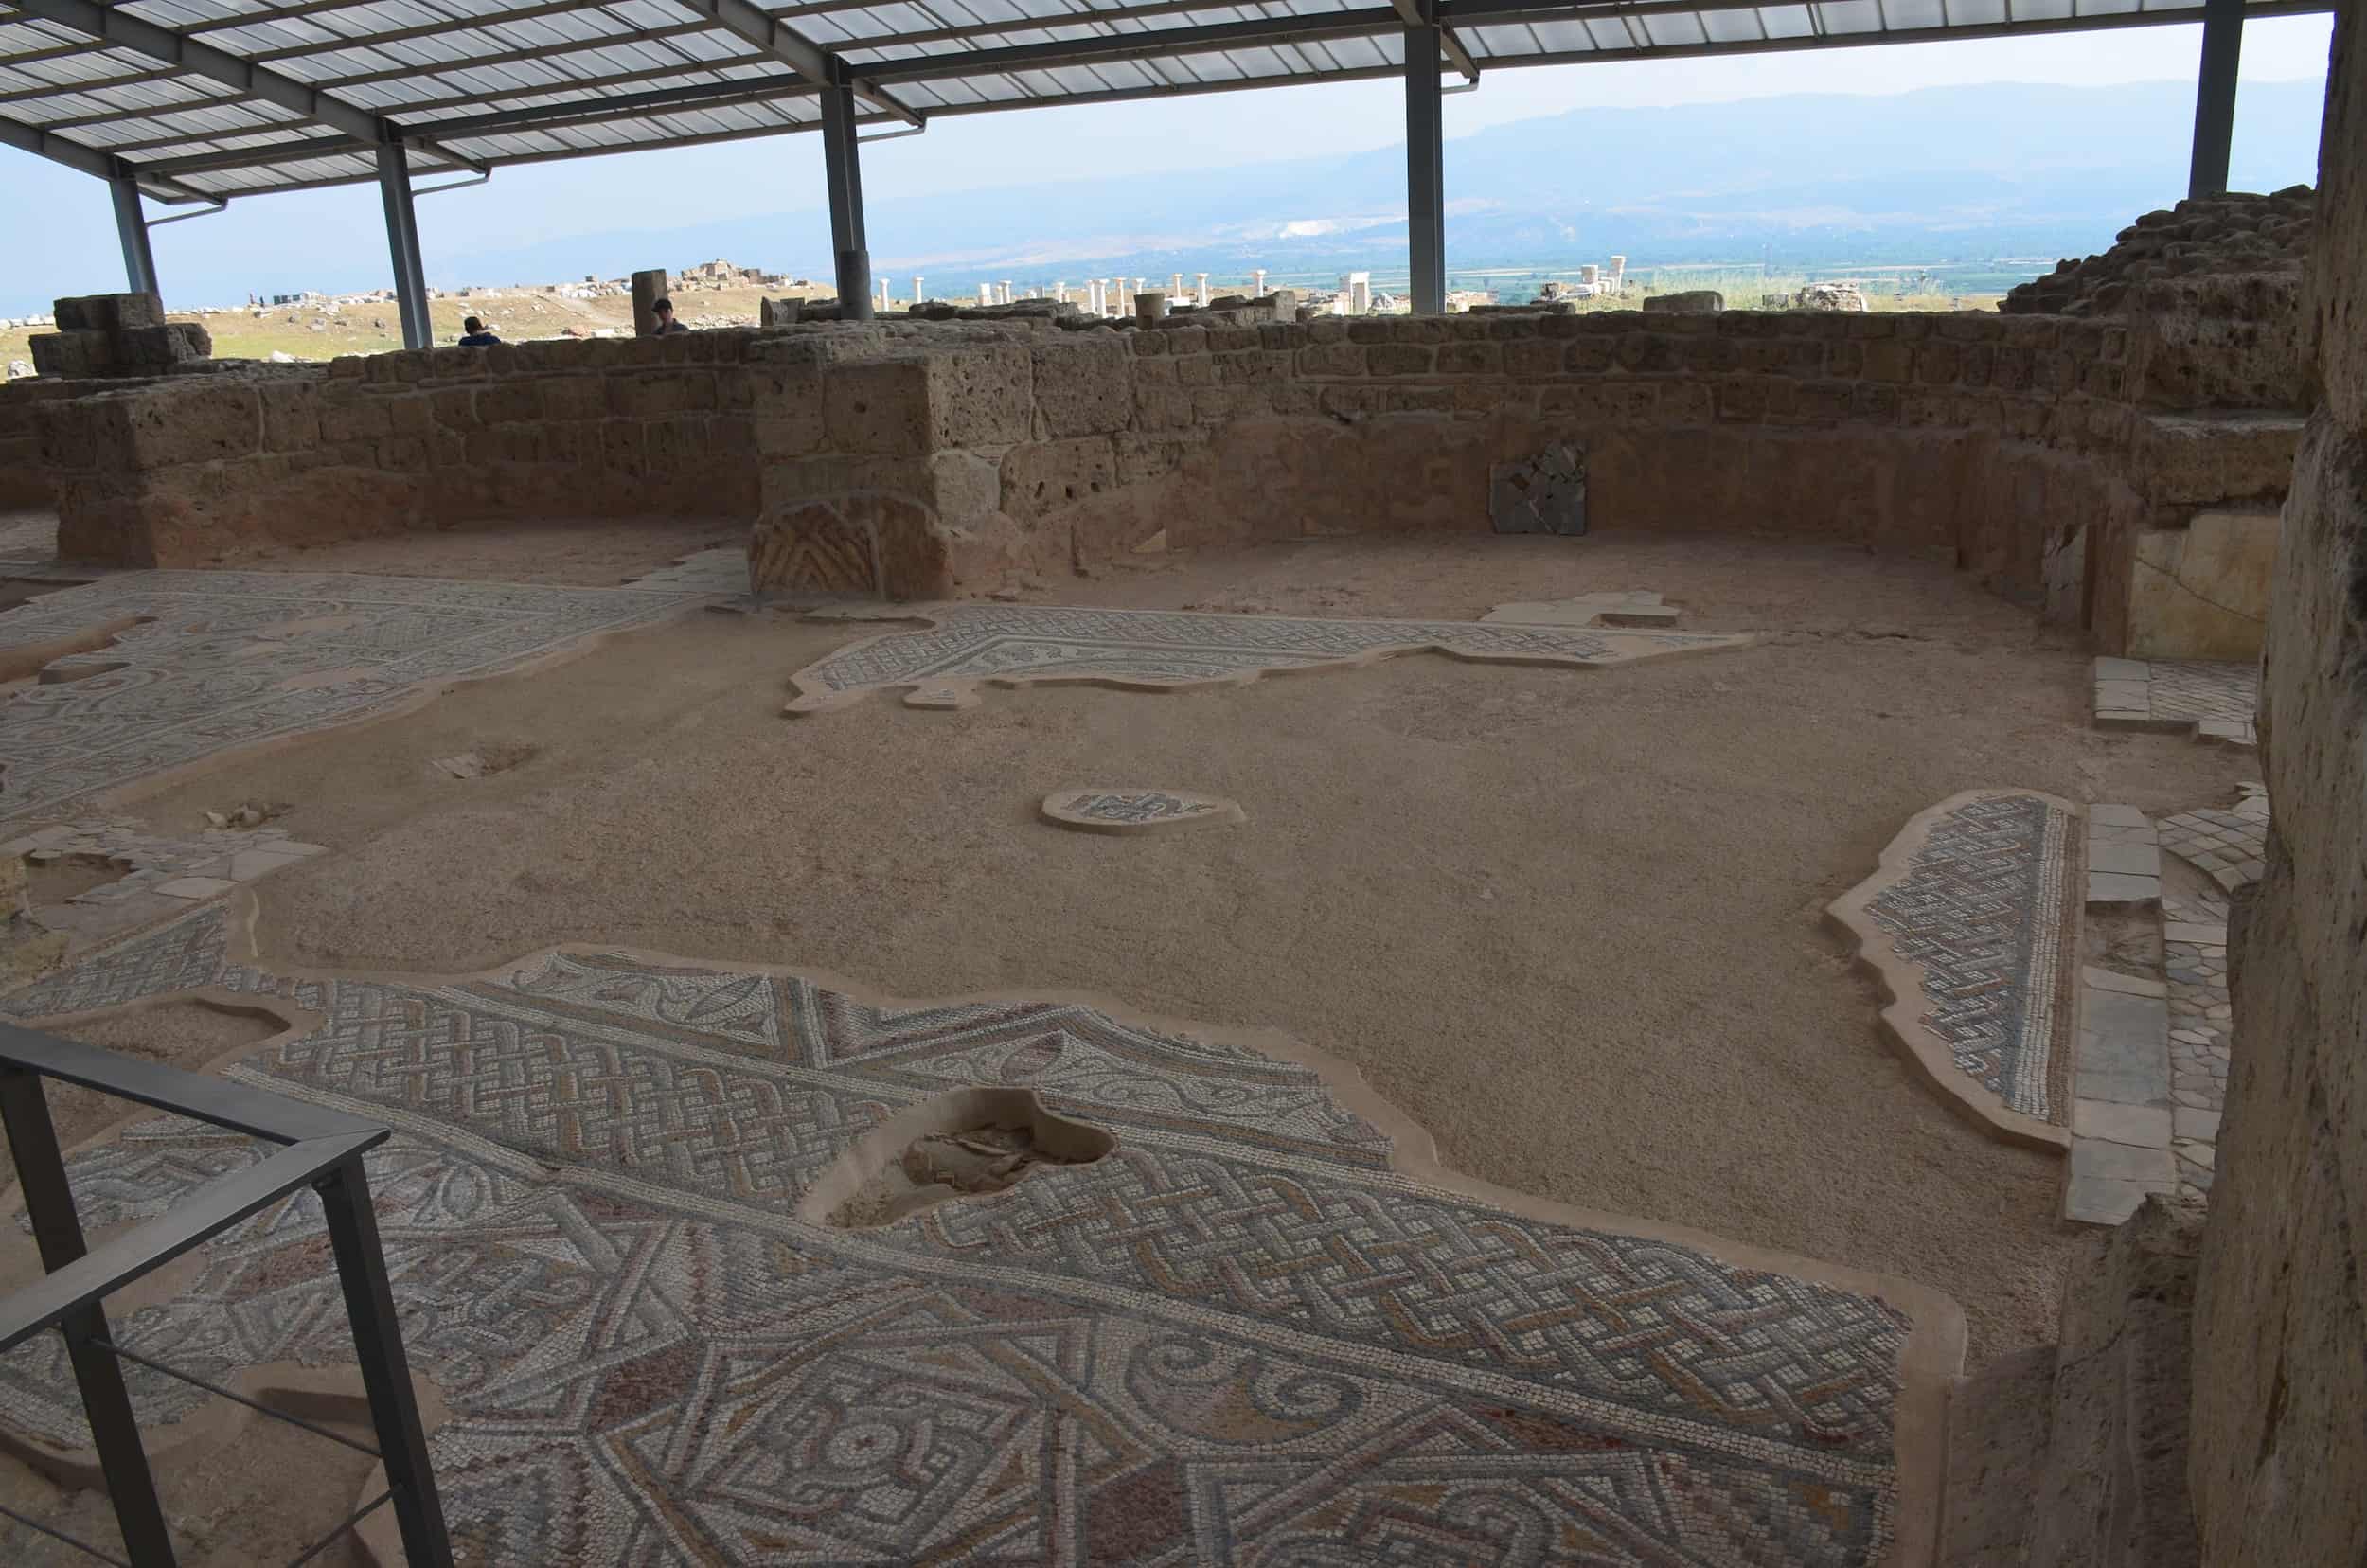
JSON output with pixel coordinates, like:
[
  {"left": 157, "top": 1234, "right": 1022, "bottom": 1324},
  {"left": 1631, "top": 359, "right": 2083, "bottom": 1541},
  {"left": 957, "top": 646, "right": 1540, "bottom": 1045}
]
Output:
[{"left": 0, "top": 13, "right": 2336, "bottom": 313}]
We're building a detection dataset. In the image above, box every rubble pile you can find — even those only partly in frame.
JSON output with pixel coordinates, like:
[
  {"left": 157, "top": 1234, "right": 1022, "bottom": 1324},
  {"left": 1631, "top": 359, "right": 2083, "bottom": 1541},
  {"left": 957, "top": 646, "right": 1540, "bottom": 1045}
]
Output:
[{"left": 2002, "top": 187, "right": 2314, "bottom": 315}]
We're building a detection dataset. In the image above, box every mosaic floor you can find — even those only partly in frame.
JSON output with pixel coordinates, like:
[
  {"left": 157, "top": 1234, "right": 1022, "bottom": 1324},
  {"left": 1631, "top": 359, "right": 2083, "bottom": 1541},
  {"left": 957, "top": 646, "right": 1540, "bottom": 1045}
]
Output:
[
  {"left": 6, "top": 817, "right": 327, "bottom": 949},
  {"left": 2158, "top": 783, "right": 2270, "bottom": 893},
  {"left": 2163, "top": 892, "right": 2232, "bottom": 1202},
  {"left": 2, "top": 904, "right": 1953, "bottom": 1567},
  {"left": 0, "top": 571, "right": 709, "bottom": 829},
  {"left": 2091, "top": 656, "right": 2257, "bottom": 746},
  {"left": 1829, "top": 791, "right": 2080, "bottom": 1145},
  {"left": 785, "top": 603, "right": 1750, "bottom": 712}
]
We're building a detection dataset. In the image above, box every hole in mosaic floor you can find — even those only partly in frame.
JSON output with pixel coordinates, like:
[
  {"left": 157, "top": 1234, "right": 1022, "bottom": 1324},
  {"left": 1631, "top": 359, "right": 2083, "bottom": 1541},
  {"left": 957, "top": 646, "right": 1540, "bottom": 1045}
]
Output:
[
  {"left": 802, "top": 1087, "right": 1115, "bottom": 1230},
  {"left": 0, "top": 613, "right": 151, "bottom": 685},
  {"left": 24, "top": 851, "right": 125, "bottom": 905},
  {"left": 36, "top": 659, "right": 128, "bottom": 686},
  {"left": 0, "top": 999, "right": 288, "bottom": 1162},
  {"left": 428, "top": 740, "right": 541, "bottom": 781}
]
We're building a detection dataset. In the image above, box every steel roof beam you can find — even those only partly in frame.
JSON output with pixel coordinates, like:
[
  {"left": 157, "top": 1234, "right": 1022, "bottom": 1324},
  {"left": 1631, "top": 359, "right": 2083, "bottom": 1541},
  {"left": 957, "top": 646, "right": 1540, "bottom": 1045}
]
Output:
[
  {"left": 669, "top": 0, "right": 921, "bottom": 124},
  {"left": 862, "top": 9, "right": 1399, "bottom": 81},
  {"left": 1392, "top": 0, "right": 1476, "bottom": 80},
  {"left": 243, "top": 0, "right": 621, "bottom": 63},
  {"left": 806, "top": 0, "right": 1350, "bottom": 55},
  {"left": 294, "top": 21, "right": 724, "bottom": 91},
  {"left": 0, "top": 66, "right": 185, "bottom": 106},
  {"left": 14, "top": 87, "right": 268, "bottom": 128},
  {"left": 357, "top": 59, "right": 792, "bottom": 118},
  {"left": 8, "top": 0, "right": 488, "bottom": 169},
  {"left": 0, "top": 105, "right": 210, "bottom": 196},
  {"left": 394, "top": 70, "right": 810, "bottom": 135}
]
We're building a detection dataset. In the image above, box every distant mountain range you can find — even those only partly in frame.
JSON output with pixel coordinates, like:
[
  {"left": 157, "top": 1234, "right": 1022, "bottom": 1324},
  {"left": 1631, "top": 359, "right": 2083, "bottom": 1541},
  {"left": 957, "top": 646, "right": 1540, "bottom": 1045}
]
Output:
[{"left": 436, "top": 79, "right": 2327, "bottom": 289}]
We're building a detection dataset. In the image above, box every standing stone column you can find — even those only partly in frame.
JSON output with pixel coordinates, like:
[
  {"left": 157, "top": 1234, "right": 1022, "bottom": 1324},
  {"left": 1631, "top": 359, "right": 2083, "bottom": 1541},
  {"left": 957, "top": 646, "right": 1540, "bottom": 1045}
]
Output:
[
  {"left": 631, "top": 269, "right": 668, "bottom": 336},
  {"left": 912, "top": 276, "right": 924, "bottom": 306},
  {"left": 1196, "top": 272, "right": 1209, "bottom": 305},
  {"left": 1253, "top": 268, "right": 1268, "bottom": 296},
  {"left": 1135, "top": 290, "right": 1167, "bottom": 325}
]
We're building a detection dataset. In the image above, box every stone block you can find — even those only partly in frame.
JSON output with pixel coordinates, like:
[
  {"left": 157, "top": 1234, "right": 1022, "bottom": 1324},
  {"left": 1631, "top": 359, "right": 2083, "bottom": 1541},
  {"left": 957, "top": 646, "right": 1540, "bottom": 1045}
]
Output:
[
  {"left": 257, "top": 381, "right": 319, "bottom": 452},
  {"left": 2075, "top": 1099, "right": 2174, "bottom": 1147},
  {"left": 107, "top": 380, "right": 264, "bottom": 466},
  {"left": 2089, "top": 842, "right": 2162, "bottom": 877},
  {"left": 475, "top": 379, "right": 543, "bottom": 425},
  {"left": 1642, "top": 290, "right": 1723, "bottom": 313},
  {"left": 927, "top": 344, "right": 1034, "bottom": 448},
  {"left": 824, "top": 357, "right": 934, "bottom": 454},
  {"left": 999, "top": 437, "right": 1116, "bottom": 523},
  {"left": 1029, "top": 335, "right": 1132, "bottom": 437},
  {"left": 2126, "top": 508, "right": 2280, "bottom": 661},
  {"left": 1367, "top": 345, "right": 1433, "bottom": 377},
  {"left": 29, "top": 330, "right": 108, "bottom": 379},
  {"left": 930, "top": 450, "right": 1001, "bottom": 527}
]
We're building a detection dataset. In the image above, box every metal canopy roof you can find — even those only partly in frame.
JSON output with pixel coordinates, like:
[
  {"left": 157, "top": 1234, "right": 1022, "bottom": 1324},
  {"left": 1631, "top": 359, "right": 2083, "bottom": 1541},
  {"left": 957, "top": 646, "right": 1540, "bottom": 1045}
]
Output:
[{"left": 0, "top": 0, "right": 2335, "bottom": 205}]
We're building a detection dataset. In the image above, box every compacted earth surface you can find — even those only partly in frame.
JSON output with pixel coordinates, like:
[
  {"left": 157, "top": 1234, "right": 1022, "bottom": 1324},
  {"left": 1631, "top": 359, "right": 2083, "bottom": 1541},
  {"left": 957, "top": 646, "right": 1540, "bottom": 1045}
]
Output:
[{"left": 0, "top": 520, "right": 2252, "bottom": 1564}]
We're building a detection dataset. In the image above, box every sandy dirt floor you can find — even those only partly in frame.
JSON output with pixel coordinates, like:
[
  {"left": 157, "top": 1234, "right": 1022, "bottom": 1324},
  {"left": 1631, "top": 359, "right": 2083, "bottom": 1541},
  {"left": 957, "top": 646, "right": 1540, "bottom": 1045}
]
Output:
[
  {"left": 100, "top": 532, "right": 2257, "bottom": 1373},
  {"left": 0, "top": 999, "right": 279, "bottom": 1175}
]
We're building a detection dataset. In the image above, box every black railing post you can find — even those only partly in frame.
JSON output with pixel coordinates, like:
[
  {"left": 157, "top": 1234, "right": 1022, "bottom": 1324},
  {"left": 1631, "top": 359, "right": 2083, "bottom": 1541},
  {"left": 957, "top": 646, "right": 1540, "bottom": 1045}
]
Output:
[
  {"left": 0, "top": 1065, "right": 178, "bottom": 1567},
  {"left": 315, "top": 1157, "right": 454, "bottom": 1568}
]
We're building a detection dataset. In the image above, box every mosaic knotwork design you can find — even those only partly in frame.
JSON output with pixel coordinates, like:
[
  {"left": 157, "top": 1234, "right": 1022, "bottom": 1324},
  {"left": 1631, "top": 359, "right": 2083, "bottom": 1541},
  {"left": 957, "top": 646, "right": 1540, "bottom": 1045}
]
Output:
[
  {"left": 1063, "top": 792, "right": 1219, "bottom": 825},
  {"left": 0, "top": 570, "right": 706, "bottom": 828},
  {"left": 1833, "top": 791, "right": 2079, "bottom": 1133},
  {"left": 785, "top": 602, "right": 1749, "bottom": 712},
  {"left": 3, "top": 910, "right": 1936, "bottom": 1566}
]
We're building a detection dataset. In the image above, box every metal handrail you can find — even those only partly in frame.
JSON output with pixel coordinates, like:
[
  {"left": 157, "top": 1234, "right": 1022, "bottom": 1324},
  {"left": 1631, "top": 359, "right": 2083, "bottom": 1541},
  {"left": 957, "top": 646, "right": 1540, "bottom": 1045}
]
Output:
[{"left": 0, "top": 1023, "right": 454, "bottom": 1568}]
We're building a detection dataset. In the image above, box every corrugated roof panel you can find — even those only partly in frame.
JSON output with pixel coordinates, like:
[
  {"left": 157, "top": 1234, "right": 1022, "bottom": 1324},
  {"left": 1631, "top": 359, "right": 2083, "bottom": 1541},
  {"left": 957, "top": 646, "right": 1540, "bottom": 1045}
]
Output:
[
  {"left": 1819, "top": 2, "right": 1890, "bottom": 37},
  {"left": 1699, "top": 9, "right": 1770, "bottom": 42},
  {"left": 1753, "top": 7, "right": 1822, "bottom": 40},
  {"left": 1638, "top": 11, "right": 1711, "bottom": 45},
  {"left": 0, "top": 0, "right": 2334, "bottom": 199}
]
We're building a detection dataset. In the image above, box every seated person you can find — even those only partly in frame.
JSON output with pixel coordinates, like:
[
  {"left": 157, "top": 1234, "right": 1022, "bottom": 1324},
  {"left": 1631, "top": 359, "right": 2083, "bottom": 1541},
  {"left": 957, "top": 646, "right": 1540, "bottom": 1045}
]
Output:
[
  {"left": 647, "top": 297, "right": 691, "bottom": 335},
  {"left": 457, "top": 315, "right": 500, "bottom": 346}
]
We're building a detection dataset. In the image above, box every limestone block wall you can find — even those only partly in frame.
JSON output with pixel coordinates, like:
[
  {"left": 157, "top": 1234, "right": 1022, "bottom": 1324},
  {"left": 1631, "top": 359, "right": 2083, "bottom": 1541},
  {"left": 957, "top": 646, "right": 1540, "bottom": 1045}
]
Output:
[
  {"left": 0, "top": 378, "right": 86, "bottom": 509},
  {"left": 40, "top": 334, "right": 776, "bottom": 564},
  {"left": 28, "top": 302, "right": 2302, "bottom": 643},
  {"left": 2190, "top": 8, "right": 2367, "bottom": 1565}
]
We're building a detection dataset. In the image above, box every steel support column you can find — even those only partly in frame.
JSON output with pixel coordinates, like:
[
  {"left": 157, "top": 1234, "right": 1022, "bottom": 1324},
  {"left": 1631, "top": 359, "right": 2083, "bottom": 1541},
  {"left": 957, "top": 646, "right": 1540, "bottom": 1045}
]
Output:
[
  {"left": 819, "top": 71, "right": 873, "bottom": 320},
  {"left": 109, "top": 173, "right": 160, "bottom": 298},
  {"left": 1403, "top": 0, "right": 1446, "bottom": 316},
  {"left": 376, "top": 142, "right": 431, "bottom": 349},
  {"left": 2188, "top": 0, "right": 2244, "bottom": 198}
]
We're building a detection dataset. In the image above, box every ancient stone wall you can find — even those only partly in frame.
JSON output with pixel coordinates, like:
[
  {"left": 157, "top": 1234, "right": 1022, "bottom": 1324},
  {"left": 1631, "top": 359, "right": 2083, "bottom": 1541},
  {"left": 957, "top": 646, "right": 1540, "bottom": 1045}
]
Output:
[
  {"left": 2189, "top": 9, "right": 2367, "bottom": 1566},
  {"left": 30, "top": 305, "right": 2299, "bottom": 635}
]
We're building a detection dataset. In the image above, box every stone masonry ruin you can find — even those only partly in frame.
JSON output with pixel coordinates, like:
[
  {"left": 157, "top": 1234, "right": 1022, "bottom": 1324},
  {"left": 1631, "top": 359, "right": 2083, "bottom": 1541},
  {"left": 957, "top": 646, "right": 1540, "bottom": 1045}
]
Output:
[
  {"left": 4, "top": 13, "right": 2364, "bottom": 1562},
  {"left": 6, "top": 258, "right": 2309, "bottom": 664}
]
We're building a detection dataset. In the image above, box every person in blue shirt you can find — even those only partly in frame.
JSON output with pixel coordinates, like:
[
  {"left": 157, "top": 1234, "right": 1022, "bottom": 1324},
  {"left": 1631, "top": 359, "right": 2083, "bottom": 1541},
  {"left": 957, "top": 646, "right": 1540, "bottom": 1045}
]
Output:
[
  {"left": 457, "top": 316, "right": 500, "bottom": 347},
  {"left": 647, "top": 298, "right": 690, "bottom": 336}
]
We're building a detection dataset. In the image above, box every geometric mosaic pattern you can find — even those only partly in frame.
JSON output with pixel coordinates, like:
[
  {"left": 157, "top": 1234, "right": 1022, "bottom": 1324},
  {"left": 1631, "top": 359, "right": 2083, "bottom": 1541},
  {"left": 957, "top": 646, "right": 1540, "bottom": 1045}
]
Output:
[
  {"left": 785, "top": 602, "right": 1750, "bottom": 712},
  {"left": 1836, "top": 792, "right": 2079, "bottom": 1130},
  {"left": 0, "top": 570, "right": 706, "bottom": 830},
  {"left": 2158, "top": 782, "right": 2270, "bottom": 893},
  {"left": 4, "top": 907, "right": 1935, "bottom": 1567},
  {"left": 2091, "top": 655, "right": 2258, "bottom": 747}
]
